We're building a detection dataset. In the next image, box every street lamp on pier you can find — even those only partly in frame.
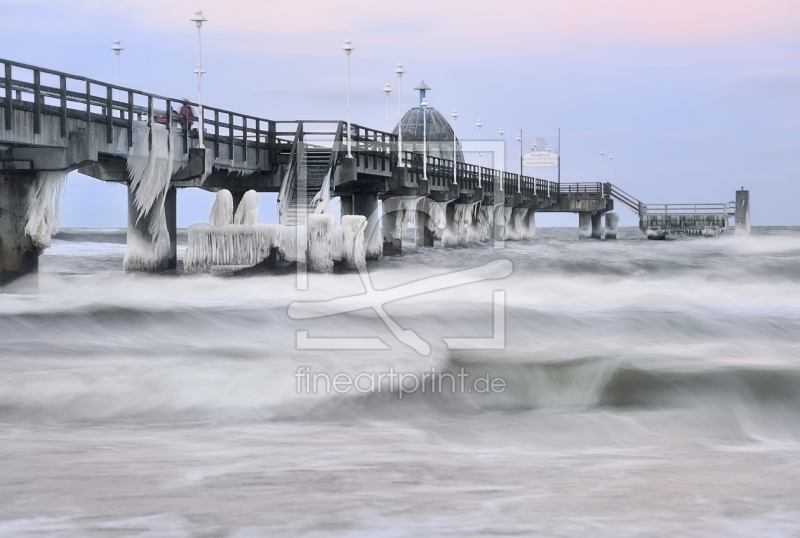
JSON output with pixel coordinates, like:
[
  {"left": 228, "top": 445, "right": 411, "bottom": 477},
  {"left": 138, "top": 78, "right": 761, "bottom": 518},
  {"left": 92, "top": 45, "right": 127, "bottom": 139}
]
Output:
[
  {"left": 516, "top": 131, "right": 522, "bottom": 192},
  {"left": 342, "top": 39, "right": 354, "bottom": 158},
  {"left": 382, "top": 83, "right": 391, "bottom": 132},
  {"left": 190, "top": 9, "right": 207, "bottom": 148},
  {"left": 476, "top": 119, "right": 482, "bottom": 187},
  {"left": 609, "top": 155, "right": 613, "bottom": 183},
  {"left": 600, "top": 150, "right": 605, "bottom": 181},
  {"left": 110, "top": 39, "right": 123, "bottom": 102},
  {"left": 395, "top": 63, "right": 404, "bottom": 166},
  {"left": 451, "top": 110, "right": 458, "bottom": 184},
  {"left": 421, "top": 97, "right": 428, "bottom": 181}
]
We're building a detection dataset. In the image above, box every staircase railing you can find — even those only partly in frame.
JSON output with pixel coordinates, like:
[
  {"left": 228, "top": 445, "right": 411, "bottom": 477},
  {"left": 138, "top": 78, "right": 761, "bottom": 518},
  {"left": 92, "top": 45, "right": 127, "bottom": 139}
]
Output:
[
  {"left": 606, "top": 183, "right": 643, "bottom": 214},
  {"left": 277, "top": 122, "right": 303, "bottom": 224}
]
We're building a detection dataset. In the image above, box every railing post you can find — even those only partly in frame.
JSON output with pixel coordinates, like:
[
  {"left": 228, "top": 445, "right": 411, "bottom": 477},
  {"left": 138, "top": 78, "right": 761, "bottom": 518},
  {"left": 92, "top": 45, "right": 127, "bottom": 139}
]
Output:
[
  {"left": 268, "top": 121, "right": 276, "bottom": 165},
  {"left": 33, "top": 69, "right": 41, "bottom": 134},
  {"left": 255, "top": 118, "right": 260, "bottom": 166},
  {"left": 3, "top": 63, "right": 12, "bottom": 131},
  {"left": 242, "top": 116, "right": 248, "bottom": 164},
  {"left": 166, "top": 99, "right": 172, "bottom": 134},
  {"left": 85, "top": 80, "right": 91, "bottom": 124},
  {"left": 228, "top": 114, "right": 234, "bottom": 161},
  {"left": 183, "top": 100, "right": 190, "bottom": 153},
  {"left": 213, "top": 109, "right": 219, "bottom": 158},
  {"left": 106, "top": 85, "right": 113, "bottom": 143},
  {"left": 127, "top": 92, "right": 134, "bottom": 148},
  {"left": 59, "top": 74, "right": 67, "bottom": 138}
]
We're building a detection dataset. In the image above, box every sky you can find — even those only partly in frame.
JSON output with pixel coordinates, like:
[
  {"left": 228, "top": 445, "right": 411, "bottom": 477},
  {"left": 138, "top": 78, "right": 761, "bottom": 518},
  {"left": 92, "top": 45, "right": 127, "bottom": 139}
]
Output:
[{"left": 2, "top": 0, "right": 799, "bottom": 227}]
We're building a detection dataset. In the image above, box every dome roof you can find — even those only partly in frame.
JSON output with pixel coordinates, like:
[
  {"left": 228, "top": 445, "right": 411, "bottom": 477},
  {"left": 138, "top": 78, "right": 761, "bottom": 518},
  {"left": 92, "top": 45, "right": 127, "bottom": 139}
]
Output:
[{"left": 392, "top": 106, "right": 464, "bottom": 163}]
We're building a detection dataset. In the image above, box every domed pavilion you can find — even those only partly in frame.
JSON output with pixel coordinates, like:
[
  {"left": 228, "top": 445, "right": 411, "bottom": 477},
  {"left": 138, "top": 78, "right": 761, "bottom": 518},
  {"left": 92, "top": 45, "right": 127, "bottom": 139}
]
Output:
[{"left": 392, "top": 81, "right": 464, "bottom": 162}]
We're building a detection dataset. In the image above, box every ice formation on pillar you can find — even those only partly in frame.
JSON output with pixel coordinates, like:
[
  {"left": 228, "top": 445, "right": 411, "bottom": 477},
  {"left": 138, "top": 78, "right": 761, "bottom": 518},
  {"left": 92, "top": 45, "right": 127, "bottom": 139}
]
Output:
[
  {"left": 209, "top": 190, "right": 234, "bottom": 226},
  {"left": 383, "top": 197, "right": 419, "bottom": 243},
  {"left": 24, "top": 171, "right": 67, "bottom": 251},
  {"left": 340, "top": 215, "right": 367, "bottom": 270},
  {"left": 503, "top": 208, "right": 536, "bottom": 241},
  {"left": 605, "top": 212, "right": 619, "bottom": 239},
  {"left": 520, "top": 209, "right": 536, "bottom": 239},
  {"left": 504, "top": 208, "right": 522, "bottom": 241},
  {"left": 363, "top": 209, "right": 384, "bottom": 260},
  {"left": 124, "top": 121, "right": 174, "bottom": 271},
  {"left": 306, "top": 214, "right": 336, "bottom": 272},
  {"left": 466, "top": 204, "right": 492, "bottom": 242},
  {"left": 578, "top": 212, "right": 592, "bottom": 239},
  {"left": 442, "top": 203, "right": 471, "bottom": 246},
  {"left": 184, "top": 224, "right": 282, "bottom": 272},
  {"left": 234, "top": 190, "right": 259, "bottom": 225}
]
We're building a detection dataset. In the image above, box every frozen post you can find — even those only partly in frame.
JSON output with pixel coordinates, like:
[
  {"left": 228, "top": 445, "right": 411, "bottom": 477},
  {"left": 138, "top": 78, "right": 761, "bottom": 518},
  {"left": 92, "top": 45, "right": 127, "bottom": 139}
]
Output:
[
  {"left": 734, "top": 188, "right": 751, "bottom": 236},
  {"left": 605, "top": 211, "right": 619, "bottom": 239}
]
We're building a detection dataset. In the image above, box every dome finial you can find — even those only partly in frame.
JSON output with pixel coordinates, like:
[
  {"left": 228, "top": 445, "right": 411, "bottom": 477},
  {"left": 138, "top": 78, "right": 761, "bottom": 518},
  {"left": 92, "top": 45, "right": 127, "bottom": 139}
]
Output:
[{"left": 413, "top": 80, "right": 431, "bottom": 104}]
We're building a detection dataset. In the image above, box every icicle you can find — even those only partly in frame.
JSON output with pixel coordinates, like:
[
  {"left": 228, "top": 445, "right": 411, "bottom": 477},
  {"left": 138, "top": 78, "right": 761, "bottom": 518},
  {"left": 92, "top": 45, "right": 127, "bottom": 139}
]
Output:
[
  {"left": 184, "top": 223, "right": 283, "bottom": 272},
  {"left": 307, "top": 214, "right": 336, "bottom": 273},
  {"left": 330, "top": 225, "right": 345, "bottom": 261},
  {"left": 276, "top": 152, "right": 295, "bottom": 225},
  {"left": 24, "top": 170, "right": 68, "bottom": 251},
  {"left": 311, "top": 169, "right": 332, "bottom": 215},
  {"left": 442, "top": 203, "right": 471, "bottom": 247},
  {"left": 234, "top": 190, "right": 259, "bottom": 225},
  {"left": 341, "top": 215, "right": 367, "bottom": 270}
]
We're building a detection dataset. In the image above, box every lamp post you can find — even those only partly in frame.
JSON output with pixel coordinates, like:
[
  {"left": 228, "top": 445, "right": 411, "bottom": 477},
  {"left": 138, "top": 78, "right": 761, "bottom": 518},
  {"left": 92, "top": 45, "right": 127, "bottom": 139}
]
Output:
[
  {"left": 451, "top": 110, "right": 458, "bottom": 184},
  {"left": 600, "top": 150, "right": 605, "bottom": 181},
  {"left": 546, "top": 145, "right": 552, "bottom": 185},
  {"left": 609, "top": 155, "right": 613, "bottom": 183},
  {"left": 111, "top": 39, "right": 123, "bottom": 102},
  {"left": 395, "top": 63, "right": 404, "bottom": 166},
  {"left": 383, "top": 83, "right": 391, "bottom": 132},
  {"left": 421, "top": 98, "right": 428, "bottom": 181},
  {"left": 190, "top": 9, "right": 207, "bottom": 148},
  {"left": 476, "top": 119, "right": 482, "bottom": 187},
  {"left": 516, "top": 131, "right": 522, "bottom": 192},
  {"left": 498, "top": 127, "right": 504, "bottom": 170},
  {"left": 342, "top": 40, "right": 354, "bottom": 158}
]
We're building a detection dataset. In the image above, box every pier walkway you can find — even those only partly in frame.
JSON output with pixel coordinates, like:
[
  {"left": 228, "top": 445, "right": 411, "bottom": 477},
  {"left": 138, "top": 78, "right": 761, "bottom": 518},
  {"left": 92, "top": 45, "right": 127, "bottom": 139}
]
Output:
[{"left": 0, "top": 58, "right": 750, "bottom": 280}]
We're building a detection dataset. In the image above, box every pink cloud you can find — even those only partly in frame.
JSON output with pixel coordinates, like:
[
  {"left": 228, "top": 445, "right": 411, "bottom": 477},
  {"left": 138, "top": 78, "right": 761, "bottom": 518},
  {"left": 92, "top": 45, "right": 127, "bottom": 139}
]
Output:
[{"left": 57, "top": 0, "right": 800, "bottom": 52}]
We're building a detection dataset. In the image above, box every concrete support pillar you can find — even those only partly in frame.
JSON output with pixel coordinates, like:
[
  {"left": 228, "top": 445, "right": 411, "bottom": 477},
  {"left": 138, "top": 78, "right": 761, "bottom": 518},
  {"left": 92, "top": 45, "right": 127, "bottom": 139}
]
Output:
[
  {"left": 734, "top": 189, "right": 751, "bottom": 236},
  {"left": 605, "top": 211, "right": 619, "bottom": 239},
  {"left": 382, "top": 208, "right": 401, "bottom": 253},
  {"left": 124, "top": 183, "right": 170, "bottom": 272},
  {"left": 415, "top": 198, "right": 435, "bottom": 248},
  {"left": 578, "top": 212, "right": 592, "bottom": 239},
  {"left": 0, "top": 173, "right": 38, "bottom": 286},
  {"left": 165, "top": 187, "right": 177, "bottom": 269},
  {"left": 591, "top": 211, "right": 604, "bottom": 239},
  {"left": 353, "top": 192, "right": 381, "bottom": 258},
  {"left": 339, "top": 194, "right": 353, "bottom": 219}
]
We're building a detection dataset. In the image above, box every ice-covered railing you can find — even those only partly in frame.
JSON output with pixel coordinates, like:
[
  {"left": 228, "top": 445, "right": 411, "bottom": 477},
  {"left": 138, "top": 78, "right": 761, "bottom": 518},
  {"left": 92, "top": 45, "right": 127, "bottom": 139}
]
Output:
[
  {"left": 0, "top": 57, "right": 396, "bottom": 168},
  {"left": 641, "top": 203, "right": 735, "bottom": 216},
  {"left": 400, "top": 150, "right": 559, "bottom": 198}
]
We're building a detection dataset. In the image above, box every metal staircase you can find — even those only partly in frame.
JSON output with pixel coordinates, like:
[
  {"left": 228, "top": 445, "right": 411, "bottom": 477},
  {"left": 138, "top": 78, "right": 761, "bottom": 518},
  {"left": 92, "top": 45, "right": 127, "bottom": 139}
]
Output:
[
  {"left": 277, "top": 121, "right": 343, "bottom": 226},
  {"left": 283, "top": 147, "right": 332, "bottom": 226}
]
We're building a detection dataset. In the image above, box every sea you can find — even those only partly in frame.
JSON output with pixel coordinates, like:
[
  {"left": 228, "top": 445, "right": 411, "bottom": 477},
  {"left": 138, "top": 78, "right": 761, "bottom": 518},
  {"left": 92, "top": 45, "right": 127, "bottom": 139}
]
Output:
[{"left": 1, "top": 226, "right": 799, "bottom": 536}]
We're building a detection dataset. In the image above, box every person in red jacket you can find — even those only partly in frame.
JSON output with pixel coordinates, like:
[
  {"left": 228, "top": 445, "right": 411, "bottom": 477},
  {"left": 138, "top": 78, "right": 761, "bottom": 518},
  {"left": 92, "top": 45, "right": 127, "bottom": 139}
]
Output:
[{"left": 177, "top": 101, "right": 196, "bottom": 130}]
